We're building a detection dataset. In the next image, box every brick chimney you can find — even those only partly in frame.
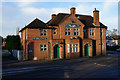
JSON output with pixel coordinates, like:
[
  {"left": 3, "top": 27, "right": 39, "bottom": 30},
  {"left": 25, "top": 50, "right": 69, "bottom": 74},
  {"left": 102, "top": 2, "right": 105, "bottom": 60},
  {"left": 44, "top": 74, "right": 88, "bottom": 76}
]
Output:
[
  {"left": 70, "top": 7, "right": 76, "bottom": 15},
  {"left": 51, "top": 14, "right": 56, "bottom": 19},
  {"left": 93, "top": 8, "right": 100, "bottom": 26}
]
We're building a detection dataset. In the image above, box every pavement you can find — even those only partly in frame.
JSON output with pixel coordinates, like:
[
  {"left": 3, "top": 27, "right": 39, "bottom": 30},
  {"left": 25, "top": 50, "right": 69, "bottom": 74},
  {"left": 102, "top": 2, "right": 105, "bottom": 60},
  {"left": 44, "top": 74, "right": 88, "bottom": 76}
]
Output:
[{"left": 2, "top": 51, "right": 120, "bottom": 80}]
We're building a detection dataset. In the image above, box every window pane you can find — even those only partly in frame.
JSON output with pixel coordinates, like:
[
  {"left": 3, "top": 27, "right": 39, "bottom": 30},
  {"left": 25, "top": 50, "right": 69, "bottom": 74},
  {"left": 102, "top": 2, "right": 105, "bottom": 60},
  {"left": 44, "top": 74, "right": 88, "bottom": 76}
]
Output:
[
  {"left": 76, "top": 44, "right": 78, "bottom": 46},
  {"left": 44, "top": 30, "right": 46, "bottom": 32},
  {"left": 40, "top": 45, "right": 43, "bottom": 47},
  {"left": 76, "top": 47, "right": 78, "bottom": 52},
  {"left": 41, "top": 48, "right": 43, "bottom": 51},
  {"left": 70, "top": 48, "right": 72, "bottom": 53},
  {"left": 68, "top": 32, "right": 70, "bottom": 35},
  {"left": 68, "top": 28, "right": 70, "bottom": 31},
  {"left": 74, "top": 32, "right": 76, "bottom": 35},
  {"left": 41, "top": 33, "right": 43, "bottom": 36},
  {"left": 54, "top": 32, "right": 56, "bottom": 34},
  {"left": 44, "top": 33, "right": 46, "bottom": 35},
  {"left": 77, "top": 32, "right": 79, "bottom": 35},
  {"left": 54, "top": 28, "right": 56, "bottom": 31},
  {"left": 44, "top": 45, "right": 46, "bottom": 47},
  {"left": 65, "top": 28, "right": 67, "bottom": 31},
  {"left": 44, "top": 48, "right": 47, "bottom": 51},
  {"left": 65, "top": 32, "right": 67, "bottom": 35},
  {"left": 73, "top": 47, "right": 75, "bottom": 52},
  {"left": 40, "top": 30, "right": 43, "bottom": 32}
]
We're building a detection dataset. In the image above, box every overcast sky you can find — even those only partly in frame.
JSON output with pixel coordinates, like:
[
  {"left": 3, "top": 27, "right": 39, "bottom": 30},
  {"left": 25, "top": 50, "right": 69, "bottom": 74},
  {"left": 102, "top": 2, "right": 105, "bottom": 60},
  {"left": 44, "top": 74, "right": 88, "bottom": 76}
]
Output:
[{"left": 0, "top": 0, "right": 118, "bottom": 38}]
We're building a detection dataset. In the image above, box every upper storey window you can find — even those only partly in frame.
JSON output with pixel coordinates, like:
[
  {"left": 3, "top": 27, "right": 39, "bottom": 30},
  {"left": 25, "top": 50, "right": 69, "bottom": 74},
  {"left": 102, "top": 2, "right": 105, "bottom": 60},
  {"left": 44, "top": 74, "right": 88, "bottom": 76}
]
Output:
[
  {"left": 65, "top": 28, "right": 70, "bottom": 35},
  {"left": 40, "top": 30, "right": 47, "bottom": 36},
  {"left": 90, "top": 29, "right": 94, "bottom": 36},
  {"left": 53, "top": 28, "right": 57, "bottom": 34},
  {"left": 74, "top": 28, "right": 79, "bottom": 35}
]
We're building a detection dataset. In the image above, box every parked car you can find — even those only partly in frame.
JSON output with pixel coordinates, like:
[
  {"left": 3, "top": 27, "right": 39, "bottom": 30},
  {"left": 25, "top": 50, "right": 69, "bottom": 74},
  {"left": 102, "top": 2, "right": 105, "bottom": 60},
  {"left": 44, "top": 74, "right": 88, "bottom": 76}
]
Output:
[{"left": 116, "top": 48, "right": 120, "bottom": 52}]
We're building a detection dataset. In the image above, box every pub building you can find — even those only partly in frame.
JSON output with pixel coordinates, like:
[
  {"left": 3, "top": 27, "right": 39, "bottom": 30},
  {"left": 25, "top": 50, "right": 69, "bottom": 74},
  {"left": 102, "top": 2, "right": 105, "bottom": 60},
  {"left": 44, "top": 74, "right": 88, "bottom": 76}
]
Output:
[{"left": 20, "top": 7, "right": 107, "bottom": 60}]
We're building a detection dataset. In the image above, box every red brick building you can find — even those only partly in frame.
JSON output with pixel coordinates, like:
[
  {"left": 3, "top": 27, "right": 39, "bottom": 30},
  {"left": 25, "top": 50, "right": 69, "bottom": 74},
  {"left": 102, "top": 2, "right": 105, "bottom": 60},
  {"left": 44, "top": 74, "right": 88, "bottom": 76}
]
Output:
[{"left": 20, "top": 7, "right": 107, "bottom": 60}]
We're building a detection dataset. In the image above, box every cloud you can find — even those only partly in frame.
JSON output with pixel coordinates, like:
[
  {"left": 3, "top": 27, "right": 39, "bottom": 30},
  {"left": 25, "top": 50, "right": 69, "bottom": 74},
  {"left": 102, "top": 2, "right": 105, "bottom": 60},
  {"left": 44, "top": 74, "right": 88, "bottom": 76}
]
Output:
[
  {"left": 102, "top": 1, "right": 118, "bottom": 14},
  {"left": 18, "top": 0, "right": 38, "bottom": 7},
  {"left": 101, "top": 16, "right": 118, "bottom": 30},
  {"left": 52, "top": 8, "right": 69, "bottom": 14}
]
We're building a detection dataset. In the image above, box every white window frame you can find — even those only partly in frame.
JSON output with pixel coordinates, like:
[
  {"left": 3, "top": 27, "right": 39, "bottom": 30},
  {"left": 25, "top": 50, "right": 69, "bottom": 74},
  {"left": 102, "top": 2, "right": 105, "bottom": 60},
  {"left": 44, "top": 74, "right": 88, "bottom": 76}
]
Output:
[
  {"left": 74, "top": 28, "right": 79, "bottom": 35},
  {"left": 40, "top": 44, "right": 47, "bottom": 51},
  {"left": 70, "top": 44, "right": 79, "bottom": 53},
  {"left": 65, "top": 28, "right": 70, "bottom": 36},
  {"left": 40, "top": 29, "right": 47, "bottom": 36},
  {"left": 90, "top": 29, "right": 94, "bottom": 36}
]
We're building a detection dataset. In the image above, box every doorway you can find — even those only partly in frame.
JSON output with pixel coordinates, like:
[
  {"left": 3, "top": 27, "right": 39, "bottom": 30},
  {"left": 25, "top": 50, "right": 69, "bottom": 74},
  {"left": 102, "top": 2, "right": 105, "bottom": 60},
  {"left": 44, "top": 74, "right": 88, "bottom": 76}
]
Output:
[
  {"left": 54, "top": 45, "right": 60, "bottom": 58},
  {"left": 84, "top": 44, "right": 89, "bottom": 56}
]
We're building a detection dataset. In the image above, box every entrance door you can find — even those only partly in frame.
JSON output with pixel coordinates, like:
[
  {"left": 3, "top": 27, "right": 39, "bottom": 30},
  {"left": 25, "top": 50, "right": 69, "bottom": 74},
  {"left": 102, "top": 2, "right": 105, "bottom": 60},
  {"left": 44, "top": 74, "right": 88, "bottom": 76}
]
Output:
[
  {"left": 54, "top": 45, "right": 60, "bottom": 58},
  {"left": 85, "top": 44, "right": 89, "bottom": 56}
]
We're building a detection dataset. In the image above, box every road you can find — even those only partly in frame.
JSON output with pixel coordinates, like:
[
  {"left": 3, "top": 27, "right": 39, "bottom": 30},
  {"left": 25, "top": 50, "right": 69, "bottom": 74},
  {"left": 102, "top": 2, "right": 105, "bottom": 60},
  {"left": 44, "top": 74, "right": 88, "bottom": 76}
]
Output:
[{"left": 2, "top": 51, "right": 120, "bottom": 79}]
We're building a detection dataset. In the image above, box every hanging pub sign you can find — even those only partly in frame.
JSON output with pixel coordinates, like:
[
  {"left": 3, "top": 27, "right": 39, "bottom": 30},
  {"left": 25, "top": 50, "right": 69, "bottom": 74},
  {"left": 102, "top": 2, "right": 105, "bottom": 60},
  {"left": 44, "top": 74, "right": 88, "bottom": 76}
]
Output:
[
  {"left": 33, "top": 37, "right": 45, "bottom": 40},
  {"left": 65, "top": 24, "right": 80, "bottom": 28}
]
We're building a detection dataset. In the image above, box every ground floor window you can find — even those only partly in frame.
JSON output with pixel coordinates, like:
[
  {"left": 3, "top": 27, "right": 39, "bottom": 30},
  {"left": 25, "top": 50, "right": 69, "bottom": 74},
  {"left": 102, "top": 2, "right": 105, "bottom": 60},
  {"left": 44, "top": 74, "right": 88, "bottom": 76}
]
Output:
[
  {"left": 101, "top": 43, "right": 103, "bottom": 50},
  {"left": 70, "top": 44, "right": 79, "bottom": 53},
  {"left": 67, "top": 44, "right": 70, "bottom": 53},
  {"left": 40, "top": 44, "right": 47, "bottom": 51}
]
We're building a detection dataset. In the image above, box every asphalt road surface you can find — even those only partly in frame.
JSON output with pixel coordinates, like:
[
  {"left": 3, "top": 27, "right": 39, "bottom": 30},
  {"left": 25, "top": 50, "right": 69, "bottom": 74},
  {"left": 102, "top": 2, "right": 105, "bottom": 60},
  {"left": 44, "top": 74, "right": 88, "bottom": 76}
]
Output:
[{"left": 2, "top": 52, "right": 120, "bottom": 79}]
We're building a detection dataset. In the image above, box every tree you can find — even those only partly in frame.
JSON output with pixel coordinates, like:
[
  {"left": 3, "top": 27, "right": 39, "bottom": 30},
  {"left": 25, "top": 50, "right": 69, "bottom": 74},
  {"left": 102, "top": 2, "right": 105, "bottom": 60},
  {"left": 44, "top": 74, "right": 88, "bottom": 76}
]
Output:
[
  {"left": 106, "top": 29, "right": 118, "bottom": 36},
  {"left": 5, "top": 35, "right": 21, "bottom": 56}
]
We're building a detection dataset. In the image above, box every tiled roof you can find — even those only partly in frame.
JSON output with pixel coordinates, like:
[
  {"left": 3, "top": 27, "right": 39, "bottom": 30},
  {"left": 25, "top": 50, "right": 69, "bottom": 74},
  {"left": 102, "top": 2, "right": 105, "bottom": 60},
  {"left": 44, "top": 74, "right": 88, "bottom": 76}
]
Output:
[
  {"left": 47, "top": 13, "right": 70, "bottom": 26},
  {"left": 47, "top": 13, "right": 107, "bottom": 29},
  {"left": 20, "top": 18, "right": 53, "bottom": 32}
]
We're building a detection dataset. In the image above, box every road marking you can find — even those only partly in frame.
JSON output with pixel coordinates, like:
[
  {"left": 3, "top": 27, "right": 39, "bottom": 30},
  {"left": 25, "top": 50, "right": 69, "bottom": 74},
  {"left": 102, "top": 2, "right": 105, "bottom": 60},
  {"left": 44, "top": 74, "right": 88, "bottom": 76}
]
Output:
[
  {"left": 2, "top": 65, "right": 63, "bottom": 76},
  {"left": 94, "top": 63, "right": 111, "bottom": 67}
]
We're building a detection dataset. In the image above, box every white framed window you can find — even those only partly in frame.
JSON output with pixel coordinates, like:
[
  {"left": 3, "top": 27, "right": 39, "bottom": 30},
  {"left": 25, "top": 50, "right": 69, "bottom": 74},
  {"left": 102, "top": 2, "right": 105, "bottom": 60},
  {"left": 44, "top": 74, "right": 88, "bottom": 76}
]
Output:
[
  {"left": 65, "top": 28, "right": 70, "bottom": 35},
  {"left": 67, "top": 44, "right": 70, "bottom": 53},
  {"left": 74, "top": 28, "right": 79, "bottom": 35},
  {"left": 70, "top": 44, "right": 79, "bottom": 53},
  {"left": 40, "top": 30, "right": 47, "bottom": 36},
  {"left": 40, "top": 44, "right": 47, "bottom": 51},
  {"left": 53, "top": 28, "right": 57, "bottom": 34},
  {"left": 90, "top": 29, "right": 94, "bottom": 36}
]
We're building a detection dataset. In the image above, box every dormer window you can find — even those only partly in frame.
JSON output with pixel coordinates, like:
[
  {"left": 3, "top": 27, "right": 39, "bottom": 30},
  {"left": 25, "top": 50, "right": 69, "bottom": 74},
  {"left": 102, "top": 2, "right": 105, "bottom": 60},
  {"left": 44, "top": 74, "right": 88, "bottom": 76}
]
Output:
[{"left": 40, "top": 30, "right": 47, "bottom": 36}]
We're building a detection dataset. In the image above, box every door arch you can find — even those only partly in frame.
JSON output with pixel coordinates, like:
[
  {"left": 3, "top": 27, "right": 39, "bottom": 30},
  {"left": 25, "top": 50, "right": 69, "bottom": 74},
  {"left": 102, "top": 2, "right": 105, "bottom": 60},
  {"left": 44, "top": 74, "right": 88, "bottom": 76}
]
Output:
[
  {"left": 53, "top": 45, "right": 60, "bottom": 58},
  {"left": 84, "top": 44, "right": 89, "bottom": 56}
]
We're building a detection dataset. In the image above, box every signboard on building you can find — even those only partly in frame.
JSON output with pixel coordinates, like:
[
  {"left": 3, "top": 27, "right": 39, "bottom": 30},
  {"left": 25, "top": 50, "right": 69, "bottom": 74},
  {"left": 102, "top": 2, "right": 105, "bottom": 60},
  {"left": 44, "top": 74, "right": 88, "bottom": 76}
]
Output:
[{"left": 33, "top": 37, "right": 45, "bottom": 40}]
